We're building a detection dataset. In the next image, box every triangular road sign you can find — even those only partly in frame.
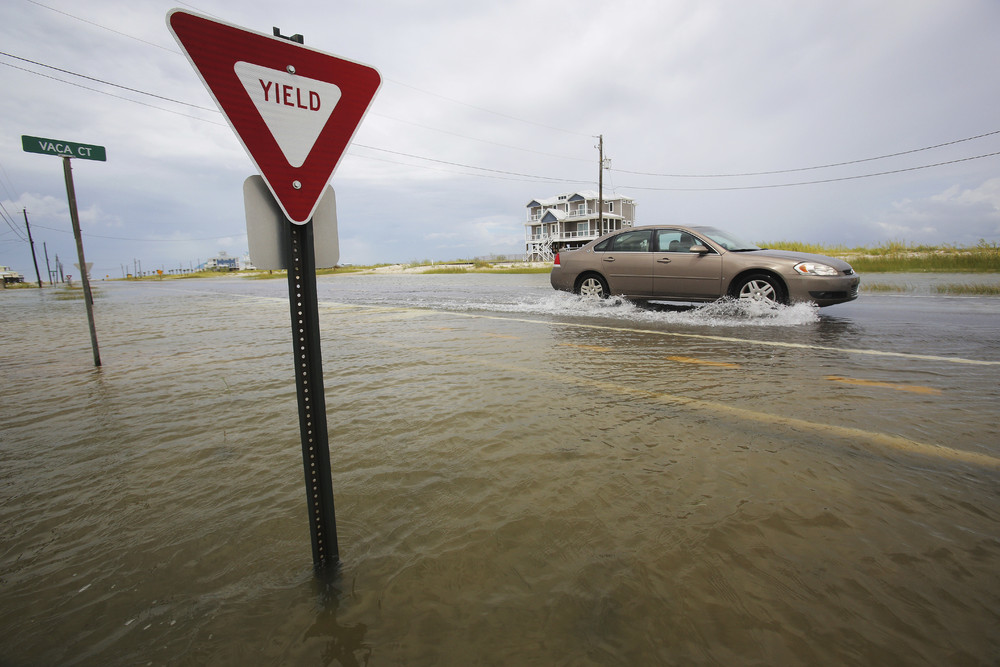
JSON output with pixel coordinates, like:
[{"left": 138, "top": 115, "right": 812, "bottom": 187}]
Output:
[{"left": 167, "top": 10, "right": 381, "bottom": 224}]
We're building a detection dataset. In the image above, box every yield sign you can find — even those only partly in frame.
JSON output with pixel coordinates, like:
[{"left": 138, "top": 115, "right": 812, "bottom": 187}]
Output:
[{"left": 167, "top": 10, "right": 381, "bottom": 224}]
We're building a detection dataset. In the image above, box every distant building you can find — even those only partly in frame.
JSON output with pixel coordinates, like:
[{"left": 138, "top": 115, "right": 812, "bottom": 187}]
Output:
[
  {"left": 1, "top": 265, "right": 25, "bottom": 284},
  {"left": 204, "top": 251, "right": 255, "bottom": 271},
  {"left": 525, "top": 191, "right": 636, "bottom": 261}
]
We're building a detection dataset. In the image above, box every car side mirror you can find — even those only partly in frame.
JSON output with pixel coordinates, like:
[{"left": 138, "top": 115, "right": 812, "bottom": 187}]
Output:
[{"left": 689, "top": 244, "right": 710, "bottom": 254}]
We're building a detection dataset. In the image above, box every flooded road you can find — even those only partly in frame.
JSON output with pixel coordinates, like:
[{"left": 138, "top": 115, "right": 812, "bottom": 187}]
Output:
[{"left": 2, "top": 273, "right": 998, "bottom": 665}]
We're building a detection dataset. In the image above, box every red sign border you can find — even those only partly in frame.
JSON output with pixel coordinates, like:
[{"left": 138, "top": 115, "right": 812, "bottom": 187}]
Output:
[{"left": 167, "top": 9, "right": 381, "bottom": 223}]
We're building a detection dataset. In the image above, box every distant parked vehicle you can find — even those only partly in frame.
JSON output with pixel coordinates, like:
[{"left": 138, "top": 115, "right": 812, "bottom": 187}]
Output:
[{"left": 550, "top": 225, "right": 860, "bottom": 307}]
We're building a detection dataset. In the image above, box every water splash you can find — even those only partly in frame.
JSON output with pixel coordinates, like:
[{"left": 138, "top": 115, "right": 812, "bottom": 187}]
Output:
[{"left": 475, "top": 293, "right": 820, "bottom": 327}]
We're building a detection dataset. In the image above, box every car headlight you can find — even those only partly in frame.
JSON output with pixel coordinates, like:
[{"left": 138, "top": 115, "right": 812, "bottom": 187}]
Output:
[{"left": 793, "top": 261, "right": 839, "bottom": 276}]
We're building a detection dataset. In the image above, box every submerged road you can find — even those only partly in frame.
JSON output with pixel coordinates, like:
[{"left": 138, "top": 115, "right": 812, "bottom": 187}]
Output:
[{"left": 4, "top": 273, "right": 998, "bottom": 664}]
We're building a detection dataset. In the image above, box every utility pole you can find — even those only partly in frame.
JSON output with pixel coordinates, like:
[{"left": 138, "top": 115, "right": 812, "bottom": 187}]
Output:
[
  {"left": 44, "top": 242, "right": 53, "bottom": 285},
  {"left": 597, "top": 135, "right": 604, "bottom": 237},
  {"left": 23, "top": 209, "right": 43, "bottom": 288},
  {"left": 596, "top": 136, "right": 611, "bottom": 237}
]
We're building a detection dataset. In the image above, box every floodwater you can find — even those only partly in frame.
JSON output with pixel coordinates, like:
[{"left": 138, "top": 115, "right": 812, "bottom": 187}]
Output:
[{"left": 2, "top": 273, "right": 998, "bottom": 666}]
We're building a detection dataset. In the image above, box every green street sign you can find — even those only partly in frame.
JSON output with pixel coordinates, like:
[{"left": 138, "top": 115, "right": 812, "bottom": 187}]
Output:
[{"left": 21, "top": 135, "right": 106, "bottom": 161}]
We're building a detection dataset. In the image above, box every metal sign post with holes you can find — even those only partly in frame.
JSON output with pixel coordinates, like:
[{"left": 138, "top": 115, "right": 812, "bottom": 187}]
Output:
[
  {"left": 168, "top": 9, "right": 381, "bottom": 569},
  {"left": 21, "top": 135, "right": 106, "bottom": 367},
  {"left": 284, "top": 216, "right": 338, "bottom": 565}
]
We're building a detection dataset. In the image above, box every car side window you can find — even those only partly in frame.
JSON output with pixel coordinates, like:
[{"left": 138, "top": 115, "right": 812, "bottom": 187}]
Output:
[
  {"left": 609, "top": 230, "right": 652, "bottom": 252},
  {"left": 656, "top": 230, "right": 711, "bottom": 253},
  {"left": 594, "top": 238, "right": 612, "bottom": 252}
]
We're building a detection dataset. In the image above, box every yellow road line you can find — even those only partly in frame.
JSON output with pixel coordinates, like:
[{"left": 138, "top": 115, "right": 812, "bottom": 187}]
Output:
[
  {"left": 559, "top": 343, "right": 613, "bottom": 352},
  {"left": 336, "top": 328, "right": 1000, "bottom": 470},
  {"left": 666, "top": 355, "right": 740, "bottom": 368},
  {"left": 826, "top": 375, "right": 942, "bottom": 395}
]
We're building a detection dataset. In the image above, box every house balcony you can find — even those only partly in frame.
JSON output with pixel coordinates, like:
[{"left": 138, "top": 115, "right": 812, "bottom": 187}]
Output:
[
  {"left": 526, "top": 229, "right": 598, "bottom": 243},
  {"left": 526, "top": 208, "right": 594, "bottom": 223}
]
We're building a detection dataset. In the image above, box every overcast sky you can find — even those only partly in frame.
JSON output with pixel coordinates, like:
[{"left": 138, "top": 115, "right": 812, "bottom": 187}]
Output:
[{"left": 2, "top": 0, "right": 999, "bottom": 277}]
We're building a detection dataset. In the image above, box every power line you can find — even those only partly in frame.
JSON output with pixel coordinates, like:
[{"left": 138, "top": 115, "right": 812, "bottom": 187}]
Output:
[
  {"left": 25, "top": 0, "right": 179, "bottom": 53},
  {"left": 1, "top": 209, "right": 28, "bottom": 242},
  {"left": 16, "top": 0, "right": 1000, "bottom": 187},
  {"left": 31, "top": 223, "right": 246, "bottom": 242},
  {"left": 351, "top": 144, "right": 591, "bottom": 184},
  {"left": 1, "top": 47, "right": 592, "bottom": 182},
  {"left": 348, "top": 151, "right": 592, "bottom": 185},
  {"left": 10, "top": 47, "right": 998, "bottom": 189},
  {"left": 5, "top": 19, "right": 999, "bottom": 190},
  {"left": 0, "top": 60, "right": 228, "bottom": 125},
  {"left": 0, "top": 51, "right": 217, "bottom": 112},
  {"left": 613, "top": 129, "right": 1000, "bottom": 178},
  {"left": 619, "top": 150, "right": 1000, "bottom": 192},
  {"left": 22, "top": 1, "right": 592, "bottom": 139}
]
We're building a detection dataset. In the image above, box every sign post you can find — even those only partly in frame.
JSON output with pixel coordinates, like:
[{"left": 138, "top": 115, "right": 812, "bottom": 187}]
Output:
[
  {"left": 21, "top": 135, "right": 106, "bottom": 367},
  {"left": 168, "top": 9, "right": 380, "bottom": 569}
]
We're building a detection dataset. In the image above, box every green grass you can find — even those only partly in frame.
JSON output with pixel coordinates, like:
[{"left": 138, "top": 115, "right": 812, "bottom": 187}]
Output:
[
  {"left": 860, "top": 282, "right": 909, "bottom": 293},
  {"left": 50, "top": 284, "right": 102, "bottom": 300},
  {"left": 933, "top": 283, "right": 1000, "bottom": 296},
  {"left": 422, "top": 267, "right": 470, "bottom": 274},
  {"left": 481, "top": 266, "right": 553, "bottom": 274},
  {"left": 762, "top": 239, "right": 1000, "bottom": 273}
]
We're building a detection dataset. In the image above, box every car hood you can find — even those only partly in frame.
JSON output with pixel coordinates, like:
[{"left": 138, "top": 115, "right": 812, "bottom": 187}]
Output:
[{"left": 742, "top": 249, "right": 855, "bottom": 271}]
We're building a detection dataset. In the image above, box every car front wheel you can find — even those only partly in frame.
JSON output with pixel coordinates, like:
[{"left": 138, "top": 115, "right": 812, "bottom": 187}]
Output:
[
  {"left": 732, "top": 273, "right": 787, "bottom": 305},
  {"left": 577, "top": 274, "right": 609, "bottom": 298}
]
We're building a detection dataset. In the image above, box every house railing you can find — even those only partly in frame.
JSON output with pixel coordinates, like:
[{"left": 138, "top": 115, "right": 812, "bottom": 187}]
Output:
[
  {"left": 527, "top": 208, "right": 599, "bottom": 223},
  {"left": 526, "top": 229, "right": 597, "bottom": 242}
]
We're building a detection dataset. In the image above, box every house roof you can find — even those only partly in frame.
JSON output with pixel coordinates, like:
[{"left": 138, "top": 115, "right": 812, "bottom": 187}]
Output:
[{"left": 526, "top": 191, "right": 633, "bottom": 208}]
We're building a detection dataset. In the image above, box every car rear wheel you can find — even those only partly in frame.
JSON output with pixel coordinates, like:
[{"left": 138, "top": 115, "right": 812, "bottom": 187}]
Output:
[
  {"left": 577, "top": 274, "right": 609, "bottom": 298},
  {"left": 732, "top": 273, "right": 787, "bottom": 305}
]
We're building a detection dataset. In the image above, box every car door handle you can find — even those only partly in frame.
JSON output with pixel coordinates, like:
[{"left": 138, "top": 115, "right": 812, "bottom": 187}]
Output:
[
  {"left": 603, "top": 256, "right": 615, "bottom": 262},
  {"left": 656, "top": 257, "right": 671, "bottom": 263}
]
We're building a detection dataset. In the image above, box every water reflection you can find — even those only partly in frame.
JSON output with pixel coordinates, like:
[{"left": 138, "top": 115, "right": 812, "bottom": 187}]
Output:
[{"left": 306, "top": 572, "right": 370, "bottom": 667}]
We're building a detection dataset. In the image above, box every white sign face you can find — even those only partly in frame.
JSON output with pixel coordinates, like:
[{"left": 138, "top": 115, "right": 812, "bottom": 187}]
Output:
[{"left": 234, "top": 61, "right": 342, "bottom": 168}]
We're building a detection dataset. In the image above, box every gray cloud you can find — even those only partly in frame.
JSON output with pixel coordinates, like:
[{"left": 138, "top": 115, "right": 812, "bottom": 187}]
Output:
[{"left": 2, "top": 0, "right": 999, "bottom": 276}]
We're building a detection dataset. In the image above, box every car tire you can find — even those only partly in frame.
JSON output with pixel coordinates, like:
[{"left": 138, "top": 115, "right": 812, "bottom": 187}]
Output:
[
  {"left": 732, "top": 273, "right": 787, "bottom": 305},
  {"left": 576, "top": 274, "right": 609, "bottom": 298}
]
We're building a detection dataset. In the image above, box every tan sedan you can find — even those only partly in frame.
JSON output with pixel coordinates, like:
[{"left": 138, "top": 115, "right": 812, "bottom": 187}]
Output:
[{"left": 550, "top": 225, "right": 860, "bottom": 307}]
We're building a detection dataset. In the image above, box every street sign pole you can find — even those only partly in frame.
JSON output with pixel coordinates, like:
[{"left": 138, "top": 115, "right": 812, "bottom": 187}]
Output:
[
  {"left": 168, "top": 9, "right": 380, "bottom": 569},
  {"left": 63, "top": 156, "right": 101, "bottom": 367},
  {"left": 21, "top": 134, "right": 105, "bottom": 366},
  {"left": 285, "top": 218, "right": 338, "bottom": 566}
]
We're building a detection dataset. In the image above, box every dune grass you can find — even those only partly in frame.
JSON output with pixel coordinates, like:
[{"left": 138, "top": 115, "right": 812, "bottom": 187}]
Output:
[{"left": 762, "top": 239, "right": 1000, "bottom": 273}]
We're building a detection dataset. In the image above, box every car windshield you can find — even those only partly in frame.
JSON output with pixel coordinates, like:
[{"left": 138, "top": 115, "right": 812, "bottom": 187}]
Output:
[{"left": 692, "top": 227, "right": 761, "bottom": 251}]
